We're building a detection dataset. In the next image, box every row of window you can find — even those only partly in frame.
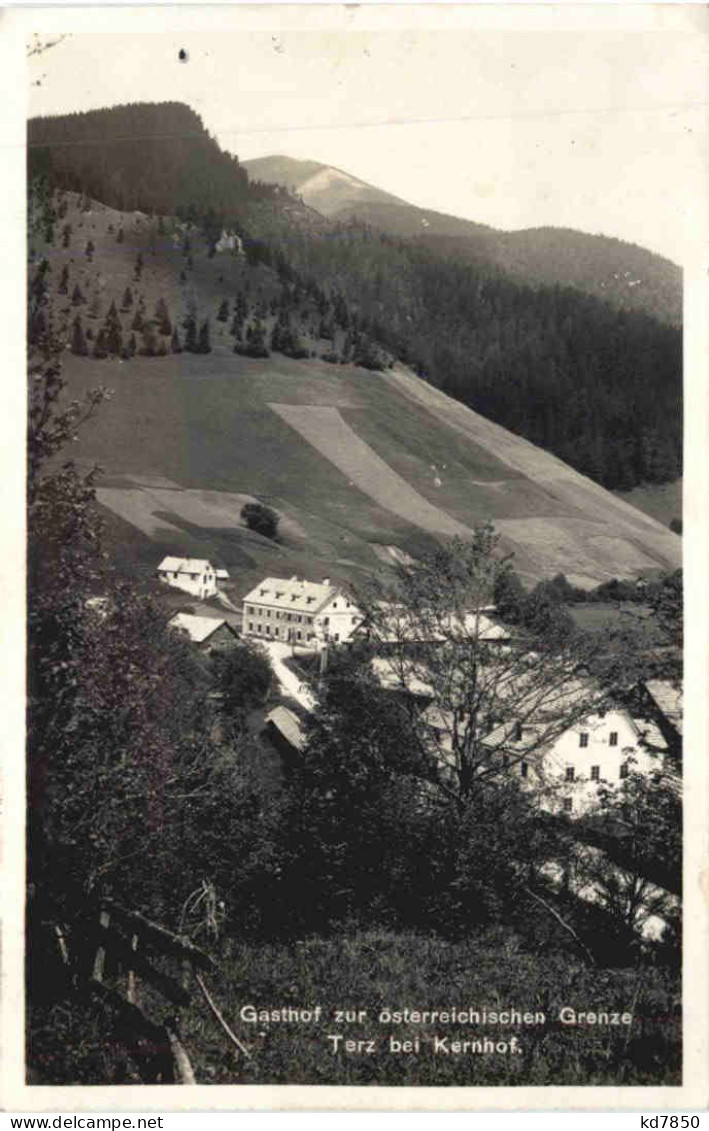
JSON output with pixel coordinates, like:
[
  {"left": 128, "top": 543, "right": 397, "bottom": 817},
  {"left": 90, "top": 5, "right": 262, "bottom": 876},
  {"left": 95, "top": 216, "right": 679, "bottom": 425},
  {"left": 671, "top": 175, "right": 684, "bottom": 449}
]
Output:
[
  {"left": 564, "top": 764, "right": 629, "bottom": 781},
  {"left": 247, "top": 609, "right": 315, "bottom": 624},
  {"left": 522, "top": 762, "right": 629, "bottom": 781},
  {"left": 579, "top": 731, "right": 618, "bottom": 747},
  {"left": 514, "top": 725, "right": 620, "bottom": 747},
  {"left": 246, "top": 622, "right": 314, "bottom": 642},
  {"left": 509, "top": 757, "right": 629, "bottom": 782}
]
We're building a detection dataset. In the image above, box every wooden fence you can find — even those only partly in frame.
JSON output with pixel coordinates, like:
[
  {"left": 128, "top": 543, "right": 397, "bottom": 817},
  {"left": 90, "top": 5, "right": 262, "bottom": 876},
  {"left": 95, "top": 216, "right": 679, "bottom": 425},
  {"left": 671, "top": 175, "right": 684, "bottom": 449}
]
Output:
[{"left": 53, "top": 896, "right": 248, "bottom": 1084}]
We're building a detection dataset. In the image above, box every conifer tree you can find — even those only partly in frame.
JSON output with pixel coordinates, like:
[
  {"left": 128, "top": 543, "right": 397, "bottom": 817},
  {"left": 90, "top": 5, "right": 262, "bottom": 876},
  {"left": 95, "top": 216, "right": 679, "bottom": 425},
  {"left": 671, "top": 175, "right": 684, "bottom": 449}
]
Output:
[
  {"left": 128, "top": 333, "right": 137, "bottom": 356},
  {"left": 105, "top": 317, "right": 123, "bottom": 357},
  {"left": 92, "top": 328, "right": 108, "bottom": 359},
  {"left": 133, "top": 254, "right": 143, "bottom": 282},
  {"left": 61, "top": 224, "right": 72, "bottom": 248},
  {"left": 197, "top": 318, "right": 212, "bottom": 354},
  {"left": 116, "top": 228, "right": 124, "bottom": 244},
  {"left": 71, "top": 315, "right": 88, "bottom": 357},
  {"left": 234, "top": 291, "right": 249, "bottom": 322},
  {"left": 29, "top": 309, "right": 47, "bottom": 346},
  {"left": 140, "top": 324, "right": 158, "bottom": 356},
  {"left": 85, "top": 240, "right": 95, "bottom": 262},
  {"left": 238, "top": 320, "right": 269, "bottom": 358},
  {"left": 58, "top": 265, "right": 69, "bottom": 295},
  {"left": 183, "top": 313, "right": 198, "bottom": 353},
  {"left": 71, "top": 283, "right": 84, "bottom": 307},
  {"left": 171, "top": 327, "right": 182, "bottom": 354},
  {"left": 120, "top": 287, "right": 133, "bottom": 311},
  {"left": 155, "top": 297, "right": 172, "bottom": 336},
  {"left": 131, "top": 308, "right": 144, "bottom": 332},
  {"left": 217, "top": 299, "right": 230, "bottom": 322}
]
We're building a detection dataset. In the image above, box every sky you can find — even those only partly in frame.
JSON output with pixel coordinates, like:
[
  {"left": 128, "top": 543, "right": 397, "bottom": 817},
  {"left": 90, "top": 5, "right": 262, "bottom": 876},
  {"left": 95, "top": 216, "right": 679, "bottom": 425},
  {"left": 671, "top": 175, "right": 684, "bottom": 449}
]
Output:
[{"left": 26, "top": 8, "right": 709, "bottom": 265}]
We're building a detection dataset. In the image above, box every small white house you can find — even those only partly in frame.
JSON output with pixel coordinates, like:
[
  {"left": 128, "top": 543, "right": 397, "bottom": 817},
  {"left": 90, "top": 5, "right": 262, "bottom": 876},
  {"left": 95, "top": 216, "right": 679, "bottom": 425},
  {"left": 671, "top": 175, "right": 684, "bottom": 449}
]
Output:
[
  {"left": 157, "top": 557, "right": 218, "bottom": 600},
  {"left": 242, "top": 575, "right": 362, "bottom": 649}
]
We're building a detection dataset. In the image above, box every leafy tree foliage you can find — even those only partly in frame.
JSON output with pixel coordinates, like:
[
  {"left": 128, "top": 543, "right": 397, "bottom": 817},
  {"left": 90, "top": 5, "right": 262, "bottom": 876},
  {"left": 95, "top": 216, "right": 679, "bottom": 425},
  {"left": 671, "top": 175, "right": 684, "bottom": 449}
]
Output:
[
  {"left": 282, "top": 527, "right": 639, "bottom": 940},
  {"left": 211, "top": 641, "right": 275, "bottom": 737},
  {"left": 241, "top": 501, "right": 279, "bottom": 539},
  {"left": 573, "top": 771, "right": 681, "bottom": 943}
]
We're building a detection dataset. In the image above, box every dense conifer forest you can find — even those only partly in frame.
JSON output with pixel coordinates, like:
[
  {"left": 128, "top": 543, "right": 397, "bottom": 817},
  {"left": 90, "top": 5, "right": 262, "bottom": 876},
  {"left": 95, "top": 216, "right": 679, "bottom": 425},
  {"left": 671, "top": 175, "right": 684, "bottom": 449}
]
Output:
[{"left": 28, "top": 101, "right": 682, "bottom": 490}]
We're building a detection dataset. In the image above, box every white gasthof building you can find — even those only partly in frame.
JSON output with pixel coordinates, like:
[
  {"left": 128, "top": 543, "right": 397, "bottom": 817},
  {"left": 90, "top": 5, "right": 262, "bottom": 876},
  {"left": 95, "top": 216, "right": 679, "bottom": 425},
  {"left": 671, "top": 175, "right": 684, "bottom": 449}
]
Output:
[
  {"left": 242, "top": 575, "right": 361, "bottom": 648},
  {"left": 482, "top": 703, "right": 670, "bottom": 817}
]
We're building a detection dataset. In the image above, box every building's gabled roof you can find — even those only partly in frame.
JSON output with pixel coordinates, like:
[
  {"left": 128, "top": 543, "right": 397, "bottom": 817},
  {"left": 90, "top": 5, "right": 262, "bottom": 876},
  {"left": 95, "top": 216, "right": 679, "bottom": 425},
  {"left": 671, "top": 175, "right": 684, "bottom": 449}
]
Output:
[
  {"left": 215, "top": 569, "right": 230, "bottom": 580},
  {"left": 358, "top": 604, "right": 509, "bottom": 644},
  {"left": 265, "top": 706, "right": 306, "bottom": 752},
  {"left": 632, "top": 718, "right": 668, "bottom": 752},
  {"left": 481, "top": 704, "right": 668, "bottom": 755},
  {"left": 645, "top": 680, "right": 683, "bottom": 735},
  {"left": 243, "top": 575, "right": 339, "bottom": 615},
  {"left": 370, "top": 656, "right": 434, "bottom": 698},
  {"left": 168, "top": 613, "right": 231, "bottom": 644},
  {"left": 158, "top": 556, "right": 214, "bottom": 576}
]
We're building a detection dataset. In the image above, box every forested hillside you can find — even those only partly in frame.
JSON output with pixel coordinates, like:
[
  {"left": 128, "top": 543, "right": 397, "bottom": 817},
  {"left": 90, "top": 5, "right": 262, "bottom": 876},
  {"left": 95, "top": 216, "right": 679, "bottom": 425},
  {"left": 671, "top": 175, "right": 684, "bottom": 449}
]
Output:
[
  {"left": 28, "top": 101, "right": 279, "bottom": 221},
  {"left": 245, "top": 158, "right": 683, "bottom": 325},
  {"left": 29, "top": 101, "right": 682, "bottom": 492},
  {"left": 256, "top": 226, "right": 681, "bottom": 489}
]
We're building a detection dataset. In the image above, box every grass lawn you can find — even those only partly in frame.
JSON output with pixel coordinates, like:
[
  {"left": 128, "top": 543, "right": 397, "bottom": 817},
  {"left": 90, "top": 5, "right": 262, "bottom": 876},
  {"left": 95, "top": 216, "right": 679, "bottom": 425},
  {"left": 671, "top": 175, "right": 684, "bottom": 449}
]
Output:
[{"left": 32, "top": 928, "right": 679, "bottom": 1086}]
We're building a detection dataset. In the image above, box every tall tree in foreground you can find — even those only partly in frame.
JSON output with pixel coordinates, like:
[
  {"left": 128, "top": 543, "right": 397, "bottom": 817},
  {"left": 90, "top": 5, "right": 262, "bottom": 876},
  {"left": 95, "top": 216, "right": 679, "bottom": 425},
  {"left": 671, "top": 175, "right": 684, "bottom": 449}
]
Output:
[
  {"left": 287, "top": 526, "right": 637, "bottom": 938},
  {"left": 345, "top": 526, "right": 622, "bottom": 807}
]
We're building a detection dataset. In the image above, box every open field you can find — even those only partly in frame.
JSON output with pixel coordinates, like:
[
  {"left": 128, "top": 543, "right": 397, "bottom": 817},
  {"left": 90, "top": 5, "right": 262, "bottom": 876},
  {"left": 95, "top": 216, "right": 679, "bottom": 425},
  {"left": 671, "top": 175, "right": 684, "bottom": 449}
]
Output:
[
  {"left": 271, "top": 403, "right": 471, "bottom": 538},
  {"left": 615, "top": 480, "right": 682, "bottom": 529},
  {"left": 62, "top": 347, "right": 681, "bottom": 591}
]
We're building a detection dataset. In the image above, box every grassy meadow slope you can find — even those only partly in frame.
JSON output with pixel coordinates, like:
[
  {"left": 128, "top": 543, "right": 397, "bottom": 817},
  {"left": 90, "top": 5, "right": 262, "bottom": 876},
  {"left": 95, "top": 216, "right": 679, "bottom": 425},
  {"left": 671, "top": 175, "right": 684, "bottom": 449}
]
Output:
[
  {"left": 39, "top": 191, "right": 680, "bottom": 595},
  {"left": 63, "top": 344, "right": 681, "bottom": 596}
]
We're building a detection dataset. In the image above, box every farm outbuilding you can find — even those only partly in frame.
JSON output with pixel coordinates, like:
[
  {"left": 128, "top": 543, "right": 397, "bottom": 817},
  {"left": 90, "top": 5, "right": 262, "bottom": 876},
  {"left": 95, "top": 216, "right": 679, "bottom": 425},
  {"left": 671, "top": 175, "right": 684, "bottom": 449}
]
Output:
[{"left": 168, "top": 613, "right": 238, "bottom": 652}]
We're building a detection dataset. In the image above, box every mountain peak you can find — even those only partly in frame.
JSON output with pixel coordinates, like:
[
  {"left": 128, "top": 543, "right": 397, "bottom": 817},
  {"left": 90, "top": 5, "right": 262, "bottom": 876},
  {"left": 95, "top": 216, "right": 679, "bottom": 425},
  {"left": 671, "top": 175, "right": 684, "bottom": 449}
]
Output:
[{"left": 243, "top": 155, "right": 406, "bottom": 218}]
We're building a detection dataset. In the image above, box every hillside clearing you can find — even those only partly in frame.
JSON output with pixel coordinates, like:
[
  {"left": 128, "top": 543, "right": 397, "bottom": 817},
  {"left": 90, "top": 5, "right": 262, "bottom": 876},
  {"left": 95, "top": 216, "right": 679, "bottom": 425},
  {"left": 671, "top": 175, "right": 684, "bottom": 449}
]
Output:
[
  {"left": 270, "top": 403, "right": 471, "bottom": 538},
  {"left": 62, "top": 349, "right": 680, "bottom": 588}
]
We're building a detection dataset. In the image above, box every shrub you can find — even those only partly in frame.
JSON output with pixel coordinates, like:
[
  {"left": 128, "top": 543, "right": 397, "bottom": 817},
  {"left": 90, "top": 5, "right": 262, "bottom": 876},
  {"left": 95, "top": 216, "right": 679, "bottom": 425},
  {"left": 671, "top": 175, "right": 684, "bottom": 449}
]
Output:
[{"left": 241, "top": 502, "right": 279, "bottom": 540}]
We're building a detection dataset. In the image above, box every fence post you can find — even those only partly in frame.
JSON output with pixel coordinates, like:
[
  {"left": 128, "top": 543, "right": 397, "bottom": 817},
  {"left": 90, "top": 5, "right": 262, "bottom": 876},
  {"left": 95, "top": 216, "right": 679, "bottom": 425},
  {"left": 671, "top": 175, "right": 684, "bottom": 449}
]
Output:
[
  {"left": 126, "top": 933, "right": 139, "bottom": 1003},
  {"left": 92, "top": 909, "right": 110, "bottom": 983}
]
